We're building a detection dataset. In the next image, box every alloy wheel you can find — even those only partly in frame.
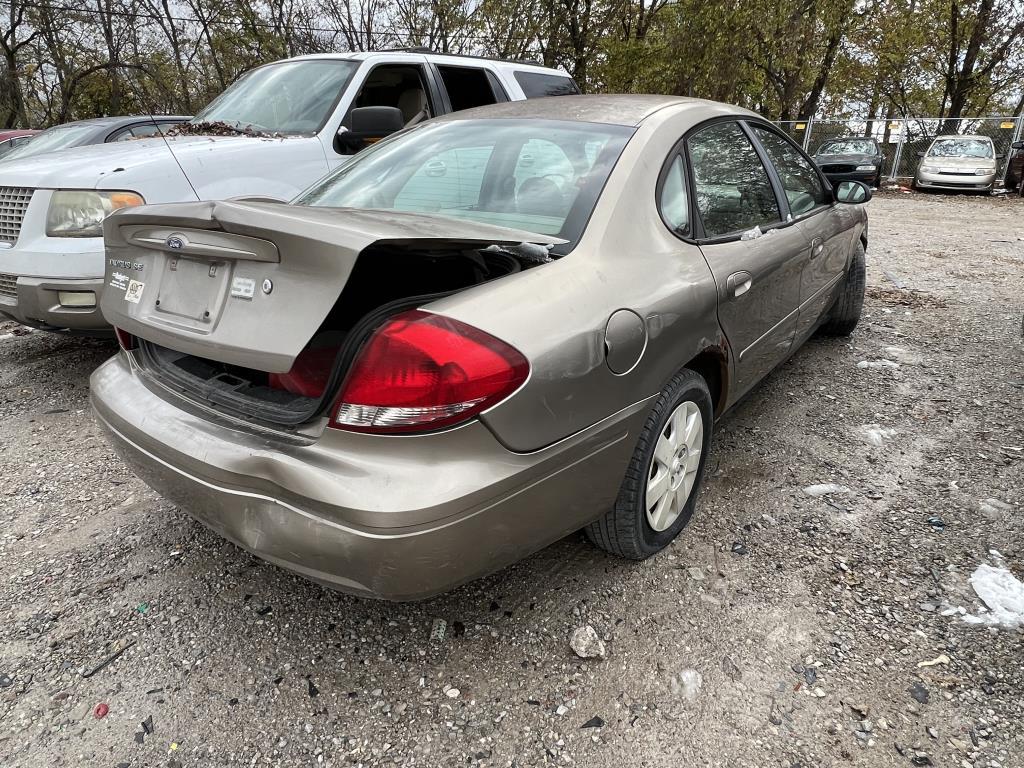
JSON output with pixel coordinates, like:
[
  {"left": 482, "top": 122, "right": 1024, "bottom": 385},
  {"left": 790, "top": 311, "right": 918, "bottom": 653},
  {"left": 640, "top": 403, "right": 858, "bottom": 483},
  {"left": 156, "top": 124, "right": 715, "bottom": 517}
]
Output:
[{"left": 646, "top": 400, "right": 703, "bottom": 532}]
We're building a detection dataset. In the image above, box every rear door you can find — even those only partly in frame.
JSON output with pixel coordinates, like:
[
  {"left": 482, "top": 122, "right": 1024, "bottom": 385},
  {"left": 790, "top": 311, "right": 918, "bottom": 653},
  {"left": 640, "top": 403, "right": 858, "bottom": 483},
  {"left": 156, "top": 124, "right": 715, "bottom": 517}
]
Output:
[
  {"left": 748, "top": 123, "right": 847, "bottom": 341},
  {"left": 686, "top": 120, "right": 809, "bottom": 399}
]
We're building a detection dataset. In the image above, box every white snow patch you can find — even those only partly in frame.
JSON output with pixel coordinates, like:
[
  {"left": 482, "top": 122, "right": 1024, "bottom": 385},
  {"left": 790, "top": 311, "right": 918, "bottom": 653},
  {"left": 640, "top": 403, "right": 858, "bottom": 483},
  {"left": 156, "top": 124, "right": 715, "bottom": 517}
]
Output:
[
  {"left": 858, "top": 424, "right": 897, "bottom": 446},
  {"left": 803, "top": 483, "right": 850, "bottom": 497},
  {"left": 670, "top": 669, "right": 703, "bottom": 700},
  {"left": 857, "top": 359, "right": 900, "bottom": 369},
  {"left": 961, "top": 555, "right": 1024, "bottom": 630}
]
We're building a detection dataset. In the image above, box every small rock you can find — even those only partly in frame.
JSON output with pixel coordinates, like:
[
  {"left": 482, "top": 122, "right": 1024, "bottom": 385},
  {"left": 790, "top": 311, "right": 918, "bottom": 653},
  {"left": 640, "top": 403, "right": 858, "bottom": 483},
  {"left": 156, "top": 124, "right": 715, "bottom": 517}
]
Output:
[
  {"left": 580, "top": 716, "right": 604, "bottom": 729},
  {"left": 569, "top": 625, "right": 606, "bottom": 659},
  {"left": 803, "top": 484, "right": 850, "bottom": 497},
  {"left": 445, "top": 688, "right": 460, "bottom": 699},
  {"left": 555, "top": 704, "right": 568, "bottom": 716},
  {"left": 909, "top": 682, "right": 930, "bottom": 704}
]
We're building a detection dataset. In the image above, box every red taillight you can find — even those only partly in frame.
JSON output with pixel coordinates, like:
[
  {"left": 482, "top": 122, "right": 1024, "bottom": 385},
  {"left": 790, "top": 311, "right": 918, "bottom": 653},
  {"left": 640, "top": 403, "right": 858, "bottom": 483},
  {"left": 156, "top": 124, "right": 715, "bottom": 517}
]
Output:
[
  {"left": 114, "top": 327, "right": 136, "bottom": 351},
  {"left": 330, "top": 310, "right": 528, "bottom": 434}
]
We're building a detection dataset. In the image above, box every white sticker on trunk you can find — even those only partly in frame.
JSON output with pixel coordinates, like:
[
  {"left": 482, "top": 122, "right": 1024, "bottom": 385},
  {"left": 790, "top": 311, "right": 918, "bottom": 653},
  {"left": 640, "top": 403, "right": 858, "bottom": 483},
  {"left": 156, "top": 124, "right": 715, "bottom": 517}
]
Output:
[
  {"left": 124, "top": 280, "right": 144, "bottom": 304},
  {"left": 109, "top": 271, "right": 128, "bottom": 291},
  {"left": 231, "top": 277, "right": 256, "bottom": 300}
]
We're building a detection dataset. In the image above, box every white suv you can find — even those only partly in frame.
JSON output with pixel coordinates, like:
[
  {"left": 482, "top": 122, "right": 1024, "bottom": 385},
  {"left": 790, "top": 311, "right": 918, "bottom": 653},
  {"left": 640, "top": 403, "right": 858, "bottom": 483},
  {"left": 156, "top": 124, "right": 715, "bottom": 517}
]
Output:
[{"left": 0, "top": 50, "right": 577, "bottom": 333}]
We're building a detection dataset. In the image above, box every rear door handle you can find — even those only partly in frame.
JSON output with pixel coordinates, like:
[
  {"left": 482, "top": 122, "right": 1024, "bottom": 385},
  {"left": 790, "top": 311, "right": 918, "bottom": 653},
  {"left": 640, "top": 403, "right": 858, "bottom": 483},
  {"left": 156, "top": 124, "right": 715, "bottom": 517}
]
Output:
[
  {"left": 726, "top": 271, "right": 752, "bottom": 298},
  {"left": 810, "top": 237, "right": 825, "bottom": 259}
]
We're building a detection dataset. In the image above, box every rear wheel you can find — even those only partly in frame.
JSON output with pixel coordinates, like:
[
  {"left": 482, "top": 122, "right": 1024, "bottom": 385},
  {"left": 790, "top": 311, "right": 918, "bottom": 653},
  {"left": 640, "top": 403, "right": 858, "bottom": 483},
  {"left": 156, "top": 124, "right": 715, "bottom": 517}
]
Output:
[
  {"left": 819, "top": 240, "right": 866, "bottom": 337},
  {"left": 586, "top": 369, "right": 713, "bottom": 559}
]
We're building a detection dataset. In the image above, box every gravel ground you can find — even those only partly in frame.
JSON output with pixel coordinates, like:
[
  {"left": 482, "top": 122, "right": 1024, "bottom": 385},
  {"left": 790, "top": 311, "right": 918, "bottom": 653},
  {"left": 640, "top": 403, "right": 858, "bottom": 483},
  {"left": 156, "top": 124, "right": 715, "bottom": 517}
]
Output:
[{"left": 1, "top": 192, "right": 1022, "bottom": 768}]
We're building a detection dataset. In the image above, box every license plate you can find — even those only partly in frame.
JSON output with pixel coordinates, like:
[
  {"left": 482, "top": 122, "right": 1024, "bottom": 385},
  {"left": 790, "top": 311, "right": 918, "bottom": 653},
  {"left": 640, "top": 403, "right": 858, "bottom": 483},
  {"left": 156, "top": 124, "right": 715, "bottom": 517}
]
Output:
[
  {"left": 156, "top": 257, "right": 225, "bottom": 321},
  {"left": 939, "top": 167, "right": 962, "bottom": 174}
]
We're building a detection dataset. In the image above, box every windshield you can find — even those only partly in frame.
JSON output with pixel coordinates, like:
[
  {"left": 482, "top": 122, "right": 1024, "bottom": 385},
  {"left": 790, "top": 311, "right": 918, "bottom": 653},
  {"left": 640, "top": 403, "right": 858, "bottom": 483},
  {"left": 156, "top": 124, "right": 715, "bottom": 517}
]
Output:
[
  {"left": 192, "top": 59, "right": 358, "bottom": 135},
  {"left": 818, "top": 138, "right": 877, "bottom": 155},
  {"left": 927, "top": 138, "right": 993, "bottom": 158},
  {"left": 2, "top": 123, "right": 94, "bottom": 162},
  {"left": 295, "top": 119, "right": 634, "bottom": 252}
]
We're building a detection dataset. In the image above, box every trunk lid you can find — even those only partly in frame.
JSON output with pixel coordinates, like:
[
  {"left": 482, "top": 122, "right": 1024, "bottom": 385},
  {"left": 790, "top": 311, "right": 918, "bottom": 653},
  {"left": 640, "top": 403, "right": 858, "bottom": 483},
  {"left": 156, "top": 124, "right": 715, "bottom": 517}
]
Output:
[{"left": 102, "top": 200, "right": 562, "bottom": 373}]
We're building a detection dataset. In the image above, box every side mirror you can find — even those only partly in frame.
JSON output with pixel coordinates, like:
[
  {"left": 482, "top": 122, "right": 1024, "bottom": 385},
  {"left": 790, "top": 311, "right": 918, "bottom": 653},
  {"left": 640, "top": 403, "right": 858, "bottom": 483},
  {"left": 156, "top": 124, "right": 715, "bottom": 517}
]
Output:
[
  {"left": 916, "top": 150, "right": 925, "bottom": 158},
  {"left": 336, "top": 106, "right": 405, "bottom": 154},
  {"left": 834, "top": 180, "right": 871, "bottom": 204},
  {"left": 1012, "top": 141, "right": 1024, "bottom": 150},
  {"left": 995, "top": 154, "right": 1004, "bottom": 161}
]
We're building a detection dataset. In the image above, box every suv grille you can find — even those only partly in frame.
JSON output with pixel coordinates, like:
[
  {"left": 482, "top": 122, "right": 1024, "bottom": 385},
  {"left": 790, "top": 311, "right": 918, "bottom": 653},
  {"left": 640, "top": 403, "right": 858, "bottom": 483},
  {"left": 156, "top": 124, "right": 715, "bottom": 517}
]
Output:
[
  {"left": 0, "top": 273, "right": 17, "bottom": 299},
  {"left": 0, "top": 187, "right": 34, "bottom": 246}
]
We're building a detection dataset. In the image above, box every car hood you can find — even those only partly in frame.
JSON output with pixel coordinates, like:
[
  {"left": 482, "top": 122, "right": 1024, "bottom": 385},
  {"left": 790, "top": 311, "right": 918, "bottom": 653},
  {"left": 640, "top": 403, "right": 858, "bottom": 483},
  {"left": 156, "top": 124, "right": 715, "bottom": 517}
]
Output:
[
  {"left": 0, "top": 134, "right": 297, "bottom": 190},
  {"left": 814, "top": 153, "right": 878, "bottom": 164},
  {"left": 921, "top": 155, "right": 996, "bottom": 168}
]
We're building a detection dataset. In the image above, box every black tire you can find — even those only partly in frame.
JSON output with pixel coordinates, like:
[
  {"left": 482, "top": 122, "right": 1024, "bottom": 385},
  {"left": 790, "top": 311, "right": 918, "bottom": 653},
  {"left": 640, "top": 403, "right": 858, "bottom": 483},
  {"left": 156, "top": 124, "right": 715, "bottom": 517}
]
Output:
[
  {"left": 586, "top": 369, "right": 713, "bottom": 560},
  {"left": 819, "top": 240, "right": 866, "bottom": 337}
]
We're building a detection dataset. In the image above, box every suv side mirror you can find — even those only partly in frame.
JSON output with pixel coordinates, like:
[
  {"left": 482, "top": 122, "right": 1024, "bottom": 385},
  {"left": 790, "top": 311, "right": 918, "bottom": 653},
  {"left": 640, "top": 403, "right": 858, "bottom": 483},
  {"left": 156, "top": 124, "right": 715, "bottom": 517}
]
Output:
[
  {"left": 834, "top": 180, "right": 871, "bottom": 204},
  {"left": 336, "top": 106, "right": 405, "bottom": 155}
]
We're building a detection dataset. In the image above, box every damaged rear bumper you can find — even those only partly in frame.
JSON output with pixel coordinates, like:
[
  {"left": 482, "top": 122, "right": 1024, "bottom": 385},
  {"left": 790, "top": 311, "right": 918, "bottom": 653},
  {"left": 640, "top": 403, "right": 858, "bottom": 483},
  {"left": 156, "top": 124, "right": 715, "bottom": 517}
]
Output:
[{"left": 91, "top": 353, "right": 649, "bottom": 600}]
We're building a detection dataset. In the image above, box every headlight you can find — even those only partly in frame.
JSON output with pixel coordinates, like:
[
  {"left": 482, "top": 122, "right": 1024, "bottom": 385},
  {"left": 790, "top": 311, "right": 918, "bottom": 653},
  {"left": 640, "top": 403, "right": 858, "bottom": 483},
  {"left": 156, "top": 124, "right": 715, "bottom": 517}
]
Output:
[
  {"left": 921, "top": 166, "right": 938, "bottom": 174},
  {"left": 855, "top": 165, "right": 877, "bottom": 171},
  {"left": 974, "top": 168, "right": 993, "bottom": 175},
  {"left": 46, "top": 190, "right": 145, "bottom": 237}
]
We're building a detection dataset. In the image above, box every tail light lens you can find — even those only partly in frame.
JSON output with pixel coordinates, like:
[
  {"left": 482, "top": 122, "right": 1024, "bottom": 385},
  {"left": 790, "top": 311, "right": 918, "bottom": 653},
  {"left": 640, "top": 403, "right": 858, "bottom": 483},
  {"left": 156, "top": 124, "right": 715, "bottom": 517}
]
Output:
[
  {"left": 330, "top": 310, "right": 528, "bottom": 434},
  {"left": 114, "top": 327, "right": 137, "bottom": 351}
]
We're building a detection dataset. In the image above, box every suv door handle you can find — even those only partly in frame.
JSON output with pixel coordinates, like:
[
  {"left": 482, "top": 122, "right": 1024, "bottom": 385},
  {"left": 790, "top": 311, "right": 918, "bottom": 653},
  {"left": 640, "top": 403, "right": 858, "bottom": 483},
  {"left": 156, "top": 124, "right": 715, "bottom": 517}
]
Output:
[
  {"left": 810, "top": 237, "right": 824, "bottom": 258},
  {"left": 726, "top": 271, "right": 752, "bottom": 298}
]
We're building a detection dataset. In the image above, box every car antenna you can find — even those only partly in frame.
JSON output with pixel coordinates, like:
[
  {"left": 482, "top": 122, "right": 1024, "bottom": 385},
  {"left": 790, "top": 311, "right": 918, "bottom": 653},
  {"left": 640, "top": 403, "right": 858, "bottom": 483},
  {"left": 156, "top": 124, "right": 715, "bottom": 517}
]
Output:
[{"left": 127, "top": 79, "right": 201, "bottom": 202}]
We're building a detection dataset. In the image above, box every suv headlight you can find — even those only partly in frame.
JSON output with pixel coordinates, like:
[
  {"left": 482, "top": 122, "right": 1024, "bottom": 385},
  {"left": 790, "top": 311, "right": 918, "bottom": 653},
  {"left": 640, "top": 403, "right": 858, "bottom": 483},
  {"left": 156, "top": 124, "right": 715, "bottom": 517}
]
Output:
[{"left": 46, "top": 190, "right": 145, "bottom": 237}]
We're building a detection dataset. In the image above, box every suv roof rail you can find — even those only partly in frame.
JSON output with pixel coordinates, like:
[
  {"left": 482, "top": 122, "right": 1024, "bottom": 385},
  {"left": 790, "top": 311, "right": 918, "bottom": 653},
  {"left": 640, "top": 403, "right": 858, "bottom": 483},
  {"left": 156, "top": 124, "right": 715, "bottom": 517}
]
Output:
[{"left": 384, "top": 47, "right": 545, "bottom": 67}]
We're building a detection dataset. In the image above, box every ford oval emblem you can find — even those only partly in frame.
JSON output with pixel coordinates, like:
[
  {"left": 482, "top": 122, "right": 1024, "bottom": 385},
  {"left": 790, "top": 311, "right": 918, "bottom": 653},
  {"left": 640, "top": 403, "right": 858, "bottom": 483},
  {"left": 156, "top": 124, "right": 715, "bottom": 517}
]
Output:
[{"left": 166, "top": 236, "right": 185, "bottom": 250}]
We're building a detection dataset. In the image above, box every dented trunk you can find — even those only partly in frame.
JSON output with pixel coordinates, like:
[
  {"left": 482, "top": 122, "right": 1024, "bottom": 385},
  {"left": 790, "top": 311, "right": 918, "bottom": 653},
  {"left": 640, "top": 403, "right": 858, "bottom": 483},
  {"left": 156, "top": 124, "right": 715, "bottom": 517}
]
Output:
[{"left": 101, "top": 200, "right": 561, "bottom": 426}]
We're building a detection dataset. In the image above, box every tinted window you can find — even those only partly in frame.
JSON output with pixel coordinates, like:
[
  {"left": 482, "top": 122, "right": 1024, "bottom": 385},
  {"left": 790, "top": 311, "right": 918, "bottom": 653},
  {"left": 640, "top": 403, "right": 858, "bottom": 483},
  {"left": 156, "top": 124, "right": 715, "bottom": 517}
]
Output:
[
  {"left": 687, "top": 122, "right": 780, "bottom": 238},
  {"left": 296, "top": 119, "right": 633, "bottom": 252},
  {"left": 437, "top": 66, "right": 499, "bottom": 111},
  {"left": 659, "top": 155, "right": 690, "bottom": 235},
  {"left": 514, "top": 71, "right": 579, "bottom": 98},
  {"left": 751, "top": 125, "right": 828, "bottom": 216}
]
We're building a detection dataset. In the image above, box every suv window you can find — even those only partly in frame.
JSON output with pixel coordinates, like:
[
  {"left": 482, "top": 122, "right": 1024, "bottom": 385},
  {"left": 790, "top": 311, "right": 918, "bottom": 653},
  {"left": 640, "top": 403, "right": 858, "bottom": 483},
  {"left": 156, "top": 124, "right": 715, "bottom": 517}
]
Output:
[
  {"left": 350, "top": 64, "right": 432, "bottom": 126},
  {"left": 514, "top": 71, "right": 579, "bottom": 98},
  {"left": 109, "top": 123, "right": 166, "bottom": 142},
  {"left": 436, "top": 66, "right": 502, "bottom": 111},
  {"left": 751, "top": 125, "right": 828, "bottom": 216},
  {"left": 687, "top": 121, "right": 781, "bottom": 238},
  {"left": 659, "top": 155, "right": 690, "bottom": 235}
]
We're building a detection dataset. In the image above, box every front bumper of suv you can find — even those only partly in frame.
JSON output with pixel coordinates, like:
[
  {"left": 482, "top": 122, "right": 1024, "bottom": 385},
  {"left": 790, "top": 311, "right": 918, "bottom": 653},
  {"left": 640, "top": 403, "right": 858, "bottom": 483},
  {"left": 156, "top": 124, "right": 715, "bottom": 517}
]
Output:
[{"left": 0, "top": 274, "right": 108, "bottom": 332}]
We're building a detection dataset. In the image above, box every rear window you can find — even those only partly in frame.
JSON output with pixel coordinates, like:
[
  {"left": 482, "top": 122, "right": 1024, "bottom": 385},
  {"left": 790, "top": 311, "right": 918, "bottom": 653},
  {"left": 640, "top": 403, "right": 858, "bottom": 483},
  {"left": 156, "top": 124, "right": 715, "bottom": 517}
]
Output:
[
  {"left": 436, "top": 66, "right": 504, "bottom": 111},
  {"left": 295, "top": 118, "right": 633, "bottom": 253},
  {"left": 514, "top": 71, "right": 580, "bottom": 98}
]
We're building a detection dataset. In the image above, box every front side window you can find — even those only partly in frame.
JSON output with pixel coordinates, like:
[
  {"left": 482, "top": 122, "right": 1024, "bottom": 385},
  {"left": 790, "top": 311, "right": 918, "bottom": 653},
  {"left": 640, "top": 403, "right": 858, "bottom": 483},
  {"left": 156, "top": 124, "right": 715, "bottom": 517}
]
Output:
[
  {"left": 658, "top": 155, "right": 690, "bottom": 235},
  {"left": 687, "top": 121, "right": 780, "bottom": 238},
  {"left": 295, "top": 119, "right": 634, "bottom": 252},
  {"left": 192, "top": 59, "right": 358, "bottom": 135},
  {"left": 752, "top": 125, "right": 828, "bottom": 217},
  {"left": 927, "top": 138, "right": 993, "bottom": 158}
]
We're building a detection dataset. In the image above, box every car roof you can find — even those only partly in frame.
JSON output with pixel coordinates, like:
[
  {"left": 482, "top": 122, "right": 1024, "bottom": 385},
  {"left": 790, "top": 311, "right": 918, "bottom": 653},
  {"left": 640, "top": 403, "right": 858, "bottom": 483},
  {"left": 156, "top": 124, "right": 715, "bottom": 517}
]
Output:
[
  {"left": 284, "top": 50, "right": 569, "bottom": 76},
  {"left": 44, "top": 115, "right": 191, "bottom": 130},
  {"left": 0, "top": 129, "right": 38, "bottom": 139},
  {"left": 432, "top": 94, "right": 761, "bottom": 128}
]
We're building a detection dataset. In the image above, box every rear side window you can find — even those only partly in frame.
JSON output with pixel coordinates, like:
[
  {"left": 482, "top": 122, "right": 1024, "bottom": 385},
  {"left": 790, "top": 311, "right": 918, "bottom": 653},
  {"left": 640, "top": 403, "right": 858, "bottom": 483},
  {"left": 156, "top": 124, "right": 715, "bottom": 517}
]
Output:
[
  {"left": 750, "top": 125, "right": 828, "bottom": 216},
  {"left": 514, "top": 71, "right": 579, "bottom": 98},
  {"left": 687, "top": 121, "right": 781, "bottom": 238},
  {"left": 659, "top": 155, "right": 690, "bottom": 235},
  {"left": 437, "top": 66, "right": 503, "bottom": 111}
]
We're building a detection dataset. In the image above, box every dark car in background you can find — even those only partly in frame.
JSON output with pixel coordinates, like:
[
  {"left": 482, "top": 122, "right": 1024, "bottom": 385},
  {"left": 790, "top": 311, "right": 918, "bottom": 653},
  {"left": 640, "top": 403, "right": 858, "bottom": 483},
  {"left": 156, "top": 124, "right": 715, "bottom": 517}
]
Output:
[
  {"left": 0, "top": 129, "right": 39, "bottom": 160},
  {"left": 0, "top": 115, "right": 189, "bottom": 163},
  {"left": 812, "top": 137, "right": 884, "bottom": 188},
  {"left": 1003, "top": 140, "right": 1024, "bottom": 196}
]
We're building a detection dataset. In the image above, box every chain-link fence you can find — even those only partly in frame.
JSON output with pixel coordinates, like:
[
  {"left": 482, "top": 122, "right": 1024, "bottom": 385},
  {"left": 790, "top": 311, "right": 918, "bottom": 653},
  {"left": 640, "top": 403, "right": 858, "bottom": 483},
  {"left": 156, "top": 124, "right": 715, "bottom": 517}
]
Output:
[{"left": 774, "top": 116, "right": 1024, "bottom": 184}]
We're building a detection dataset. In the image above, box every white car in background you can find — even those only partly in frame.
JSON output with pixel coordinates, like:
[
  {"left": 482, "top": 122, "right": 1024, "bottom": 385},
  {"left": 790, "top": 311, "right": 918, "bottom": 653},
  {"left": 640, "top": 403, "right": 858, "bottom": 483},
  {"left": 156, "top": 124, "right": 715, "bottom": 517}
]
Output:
[
  {"left": 913, "top": 134, "right": 999, "bottom": 193},
  {"left": 0, "top": 50, "right": 578, "bottom": 334}
]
